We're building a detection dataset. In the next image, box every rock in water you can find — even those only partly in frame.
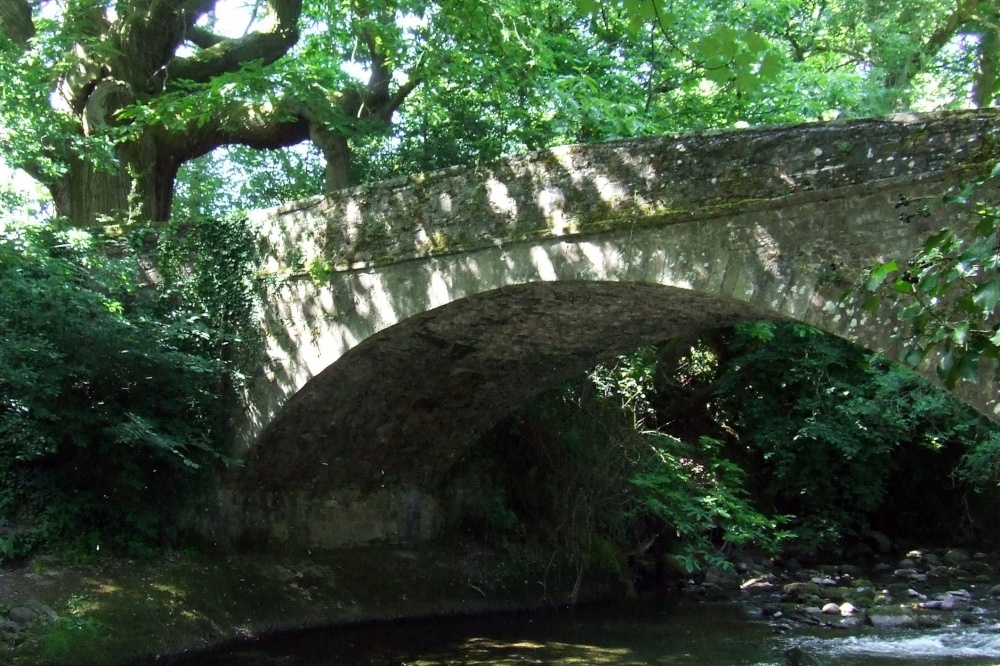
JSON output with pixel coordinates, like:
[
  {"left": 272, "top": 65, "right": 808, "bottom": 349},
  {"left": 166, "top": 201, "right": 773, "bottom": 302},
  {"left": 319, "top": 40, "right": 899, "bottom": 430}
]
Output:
[{"left": 785, "top": 645, "right": 810, "bottom": 666}]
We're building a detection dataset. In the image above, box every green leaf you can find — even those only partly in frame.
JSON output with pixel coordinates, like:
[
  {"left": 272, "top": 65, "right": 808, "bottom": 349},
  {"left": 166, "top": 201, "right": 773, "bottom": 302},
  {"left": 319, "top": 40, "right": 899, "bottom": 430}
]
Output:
[
  {"left": 712, "top": 27, "right": 738, "bottom": 61},
  {"left": 948, "top": 351, "right": 980, "bottom": 387},
  {"left": 923, "top": 229, "right": 953, "bottom": 253},
  {"left": 891, "top": 278, "right": 914, "bottom": 294},
  {"left": 972, "top": 274, "right": 1000, "bottom": 312},
  {"left": 974, "top": 215, "right": 998, "bottom": 236},
  {"left": 735, "top": 70, "right": 759, "bottom": 93},
  {"left": 704, "top": 66, "right": 732, "bottom": 85},
  {"left": 744, "top": 31, "right": 769, "bottom": 54},
  {"left": 861, "top": 294, "right": 881, "bottom": 313},
  {"left": 951, "top": 321, "right": 970, "bottom": 346},
  {"left": 865, "top": 260, "right": 898, "bottom": 291},
  {"left": 936, "top": 349, "right": 956, "bottom": 382},
  {"left": 898, "top": 302, "right": 923, "bottom": 321},
  {"left": 694, "top": 36, "right": 722, "bottom": 65},
  {"left": 920, "top": 272, "right": 940, "bottom": 296},
  {"left": 636, "top": 0, "right": 657, "bottom": 21},
  {"left": 758, "top": 52, "right": 783, "bottom": 80},
  {"left": 656, "top": 9, "right": 677, "bottom": 29},
  {"left": 903, "top": 346, "right": 927, "bottom": 367}
]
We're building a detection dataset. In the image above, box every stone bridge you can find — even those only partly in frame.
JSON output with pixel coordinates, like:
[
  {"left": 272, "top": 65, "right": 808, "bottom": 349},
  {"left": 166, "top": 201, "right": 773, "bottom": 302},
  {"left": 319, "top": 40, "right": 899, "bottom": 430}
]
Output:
[{"left": 210, "top": 109, "right": 1000, "bottom": 552}]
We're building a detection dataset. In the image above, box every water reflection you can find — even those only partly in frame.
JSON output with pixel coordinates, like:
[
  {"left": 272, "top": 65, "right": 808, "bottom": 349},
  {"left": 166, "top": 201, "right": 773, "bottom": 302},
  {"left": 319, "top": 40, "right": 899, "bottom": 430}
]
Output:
[
  {"left": 178, "top": 601, "right": 782, "bottom": 665},
  {"left": 410, "top": 637, "right": 633, "bottom": 665},
  {"left": 171, "top": 601, "right": 1000, "bottom": 666}
]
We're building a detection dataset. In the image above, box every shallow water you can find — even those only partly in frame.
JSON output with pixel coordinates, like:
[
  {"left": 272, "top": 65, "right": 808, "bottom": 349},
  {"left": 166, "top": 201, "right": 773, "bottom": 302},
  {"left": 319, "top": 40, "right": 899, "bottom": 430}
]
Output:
[
  {"left": 174, "top": 600, "right": 1000, "bottom": 665},
  {"left": 794, "top": 625, "right": 1000, "bottom": 664}
]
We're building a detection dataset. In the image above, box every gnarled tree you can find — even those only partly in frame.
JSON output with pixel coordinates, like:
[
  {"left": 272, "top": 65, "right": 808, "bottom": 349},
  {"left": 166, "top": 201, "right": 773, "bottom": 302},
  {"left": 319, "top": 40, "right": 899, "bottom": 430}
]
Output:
[{"left": 0, "top": 0, "right": 461, "bottom": 225}]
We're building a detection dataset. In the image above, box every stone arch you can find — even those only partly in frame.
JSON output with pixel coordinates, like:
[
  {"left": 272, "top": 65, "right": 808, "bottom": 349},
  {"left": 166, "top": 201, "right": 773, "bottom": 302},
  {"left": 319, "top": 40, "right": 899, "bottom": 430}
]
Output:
[{"left": 214, "top": 110, "right": 1000, "bottom": 550}]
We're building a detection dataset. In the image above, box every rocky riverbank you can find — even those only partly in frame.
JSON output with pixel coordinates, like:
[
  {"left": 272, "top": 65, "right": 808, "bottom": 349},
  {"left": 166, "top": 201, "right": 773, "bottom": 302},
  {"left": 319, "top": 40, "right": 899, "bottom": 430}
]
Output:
[{"left": 683, "top": 544, "right": 1000, "bottom": 637}]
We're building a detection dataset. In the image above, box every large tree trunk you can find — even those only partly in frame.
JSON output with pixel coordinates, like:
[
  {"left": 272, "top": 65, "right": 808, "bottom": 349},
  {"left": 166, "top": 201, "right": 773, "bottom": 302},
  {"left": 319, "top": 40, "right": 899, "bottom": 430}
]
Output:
[
  {"left": 50, "top": 157, "right": 135, "bottom": 227},
  {"left": 974, "top": 28, "right": 999, "bottom": 108},
  {"left": 310, "top": 122, "right": 352, "bottom": 193},
  {"left": 48, "top": 138, "right": 177, "bottom": 226}
]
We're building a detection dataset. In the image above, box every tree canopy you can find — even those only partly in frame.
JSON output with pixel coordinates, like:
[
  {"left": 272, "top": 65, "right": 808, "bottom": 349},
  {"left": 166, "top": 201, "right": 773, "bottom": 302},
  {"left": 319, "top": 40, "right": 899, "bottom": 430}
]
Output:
[{"left": 2, "top": 0, "right": 996, "bottom": 225}]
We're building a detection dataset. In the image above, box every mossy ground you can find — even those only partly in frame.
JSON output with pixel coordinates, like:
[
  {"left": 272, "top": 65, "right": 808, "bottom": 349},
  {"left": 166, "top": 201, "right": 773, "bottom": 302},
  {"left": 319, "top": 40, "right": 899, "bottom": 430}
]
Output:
[{"left": 1, "top": 541, "right": 613, "bottom": 665}]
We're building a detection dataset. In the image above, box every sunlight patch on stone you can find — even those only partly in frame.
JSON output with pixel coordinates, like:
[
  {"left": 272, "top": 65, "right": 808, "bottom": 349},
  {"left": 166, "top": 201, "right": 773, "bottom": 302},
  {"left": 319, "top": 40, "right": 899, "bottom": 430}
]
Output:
[
  {"left": 752, "top": 223, "right": 783, "bottom": 277},
  {"left": 530, "top": 246, "right": 558, "bottom": 281},
  {"left": 426, "top": 269, "right": 453, "bottom": 308},
  {"left": 486, "top": 178, "right": 517, "bottom": 218}
]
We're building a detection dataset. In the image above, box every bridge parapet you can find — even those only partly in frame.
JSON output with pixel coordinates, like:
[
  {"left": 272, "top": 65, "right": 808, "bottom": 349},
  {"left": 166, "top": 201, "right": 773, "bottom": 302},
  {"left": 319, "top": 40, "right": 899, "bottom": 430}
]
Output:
[{"left": 252, "top": 110, "right": 998, "bottom": 277}]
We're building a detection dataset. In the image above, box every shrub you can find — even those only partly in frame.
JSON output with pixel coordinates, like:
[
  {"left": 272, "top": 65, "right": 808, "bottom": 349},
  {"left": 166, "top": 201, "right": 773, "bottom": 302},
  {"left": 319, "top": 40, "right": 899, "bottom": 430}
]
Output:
[{"left": 0, "top": 215, "right": 256, "bottom": 560}]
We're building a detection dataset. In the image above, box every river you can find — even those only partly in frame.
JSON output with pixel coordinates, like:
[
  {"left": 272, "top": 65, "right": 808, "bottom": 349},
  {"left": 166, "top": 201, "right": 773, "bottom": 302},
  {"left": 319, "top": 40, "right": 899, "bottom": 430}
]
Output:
[{"left": 170, "top": 599, "right": 1000, "bottom": 665}]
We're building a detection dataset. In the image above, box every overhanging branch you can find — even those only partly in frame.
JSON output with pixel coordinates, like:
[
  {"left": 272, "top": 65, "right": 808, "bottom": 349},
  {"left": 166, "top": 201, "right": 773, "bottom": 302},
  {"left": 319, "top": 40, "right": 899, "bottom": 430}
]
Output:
[
  {"left": 186, "top": 24, "right": 226, "bottom": 49},
  {"left": 166, "top": 0, "right": 302, "bottom": 83},
  {"left": 174, "top": 98, "right": 311, "bottom": 163},
  {"left": 884, "top": 0, "right": 984, "bottom": 90}
]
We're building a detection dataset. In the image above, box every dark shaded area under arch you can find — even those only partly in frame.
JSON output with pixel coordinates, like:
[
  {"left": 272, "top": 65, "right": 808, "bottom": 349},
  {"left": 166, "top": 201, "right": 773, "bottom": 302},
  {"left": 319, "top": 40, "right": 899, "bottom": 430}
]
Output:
[{"left": 238, "top": 281, "right": 773, "bottom": 497}]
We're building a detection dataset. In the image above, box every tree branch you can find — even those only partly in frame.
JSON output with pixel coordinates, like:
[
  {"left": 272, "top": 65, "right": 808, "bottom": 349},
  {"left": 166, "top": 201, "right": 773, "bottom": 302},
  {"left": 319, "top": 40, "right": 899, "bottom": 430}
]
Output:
[
  {"left": 175, "top": 98, "right": 311, "bottom": 164},
  {"left": 362, "top": 25, "right": 392, "bottom": 105},
  {"left": 355, "top": 22, "right": 424, "bottom": 122},
  {"left": 165, "top": 0, "right": 302, "bottom": 83},
  {"left": 883, "top": 0, "right": 984, "bottom": 90},
  {"left": 0, "top": 0, "right": 33, "bottom": 48},
  {"left": 382, "top": 73, "right": 420, "bottom": 119},
  {"left": 185, "top": 24, "right": 226, "bottom": 49}
]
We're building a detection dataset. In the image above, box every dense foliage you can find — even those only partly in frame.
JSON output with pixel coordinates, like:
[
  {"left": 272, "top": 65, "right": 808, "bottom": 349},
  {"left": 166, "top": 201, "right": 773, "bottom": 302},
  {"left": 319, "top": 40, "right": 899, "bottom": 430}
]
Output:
[
  {"left": 466, "top": 322, "right": 1000, "bottom": 581},
  {"left": 165, "top": 0, "right": 1000, "bottom": 215},
  {"left": 0, "top": 215, "right": 258, "bottom": 560},
  {"left": 2, "top": 0, "right": 994, "bottom": 223},
  {"left": 463, "top": 373, "right": 784, "bottom": 593},
  {"left": 711, "top": 323, "right": 1000, "bottom": 553}
]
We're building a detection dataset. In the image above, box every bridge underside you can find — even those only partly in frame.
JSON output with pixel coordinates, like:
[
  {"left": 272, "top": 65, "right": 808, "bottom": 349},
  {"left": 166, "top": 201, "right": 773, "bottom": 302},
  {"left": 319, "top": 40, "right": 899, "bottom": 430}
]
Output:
[
  {"left": 241, "top": 282, "right": 770, "bottom": 492},
  {"left": 224, "top": 282, "right": 772, "bottom": 548}
]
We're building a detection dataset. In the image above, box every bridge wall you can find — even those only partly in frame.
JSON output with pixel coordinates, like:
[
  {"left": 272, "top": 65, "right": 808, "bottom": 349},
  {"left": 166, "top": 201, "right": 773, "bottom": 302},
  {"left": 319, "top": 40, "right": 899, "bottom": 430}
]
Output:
[{"left": 207, "top": 111, "right": 1000, "bottom": 551}]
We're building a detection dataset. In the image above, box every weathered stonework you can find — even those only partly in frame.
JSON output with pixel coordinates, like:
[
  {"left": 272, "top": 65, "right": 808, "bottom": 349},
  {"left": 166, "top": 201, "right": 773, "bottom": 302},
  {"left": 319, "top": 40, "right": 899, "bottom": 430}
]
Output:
[{"left": 211, "top": 109, "right": 1000, "bottom": 552}]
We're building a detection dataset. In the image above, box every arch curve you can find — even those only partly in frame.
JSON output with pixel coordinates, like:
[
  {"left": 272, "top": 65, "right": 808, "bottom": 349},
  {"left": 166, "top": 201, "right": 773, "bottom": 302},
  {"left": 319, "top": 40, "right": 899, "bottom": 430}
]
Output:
[{"left": 216, "top": 110, "right": 1000, "bottom": 550}]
